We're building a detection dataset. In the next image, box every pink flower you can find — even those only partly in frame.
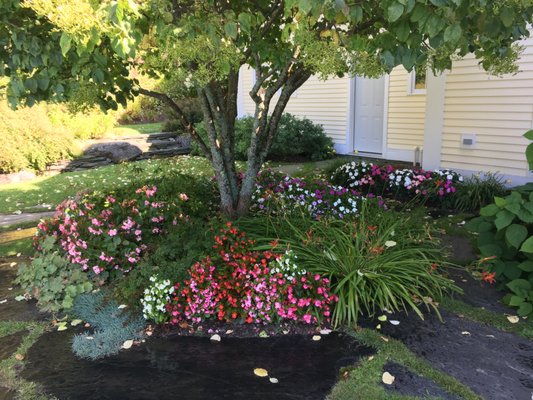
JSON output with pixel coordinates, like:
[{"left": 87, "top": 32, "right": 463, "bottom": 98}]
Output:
[
  {"left": 108, "top": 229, "right": 117, "bottom": 237},
  {"left": 92, "top": 266, "right": 102, "bottom": 275},
  {"left": 303, "top": 314, "right": 312, "bottom": 324}
]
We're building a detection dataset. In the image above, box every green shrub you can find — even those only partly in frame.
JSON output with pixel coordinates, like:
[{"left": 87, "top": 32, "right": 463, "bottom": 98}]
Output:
[
  {"left": 0, "top": 102, "right": 77, "bottom": 173},
  {"left": 241, "top": 203, "right": 460, "bottom": 326},
  {"left": 161, "top": 97, "right": 203, "bottom": 133},
  {"left": 452, "top": 173, "right": 508, "bottom": 213},
  {"left": 71, "top": 291, "right": 145, "bottom": 360},
  {"left": 118, "top": 93, "right": 166, "bottom": 124},
  {"left": 192, "top": 113, "right": 336, "bottom": 161},
  {"left": 15, "top": 236, "right": 93, "bottom": 313},
  {"left": 47, "top": 105, "right": 115, "bottom": 139},
  {"left": 467, "top": 188, "right": 533, "bottom": 317}
]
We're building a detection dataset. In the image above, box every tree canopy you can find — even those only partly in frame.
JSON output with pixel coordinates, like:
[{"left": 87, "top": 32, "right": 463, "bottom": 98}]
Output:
[{"left": 1, "top": 0, "right": 533, "bottom": 216}]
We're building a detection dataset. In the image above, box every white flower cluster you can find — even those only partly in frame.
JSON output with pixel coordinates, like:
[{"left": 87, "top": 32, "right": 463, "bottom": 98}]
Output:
[
  {"left": 141, "top": 275, "right": 175, "bottom": 323},
  {"left": 433, "top": 169, "right": 463, "bottom": 182},
  {"left": 331, "top": 161, "right": 375, "bottom": 188},
  {"left": 270, "top": 250, "right": 305, "bottom": 280}
]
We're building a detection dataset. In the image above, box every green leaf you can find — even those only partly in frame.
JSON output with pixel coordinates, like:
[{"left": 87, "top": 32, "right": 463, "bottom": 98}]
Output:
[
  {"left": 387, "top": 2, "right": 404, "bottom": 22},
  {"left": 524, "top": 130, "right": 533, "bottom": 141},
  {"left": 520, "top": 236, "right": 533, "bottom": 253},
  {"left": 507, "top": 278, "right": 531, "bottom": 294},
  {"left": 494, "top": 196, "right": 506, "bottom": 207},
  {"left": 518, "top": 261, "right": 533, "bottom": 272},
  {"left": 443, "top": 24, "right": 462, "bottom": 42},
  {"left": 526, "top": 143, "right": 533, "bottom": 170},
  {"left": 518, "top": 302, "right": 533, "bottom": 317},
  {"left": 224, "top": 22, "right": 238, "bottom": 39},
  {"left": 395, "top": 21, "right": 410, "bottom": 42},
  {"left": 505, "top": 224, "right": 528, "bottom": 248},
  {"left": 479, "top": 243, "right": 502, "bottom": 257},
  {"left": 494, "top": 210, "right": 514, "bottom": 230},
  {"left": 238, "top": 13, "right": 252, "bottom": 33},
  {"left": 480, "top": 203, "right": 500, "bottom": 217},
  {"left": 59, "top": 32, "right": 72, "bottom": 57},
  {"left": 500, "top": 7, "right": 514, "bottom": 28},
  {"left": 509, "top": 295, "right": 525, "bottom": 306}
]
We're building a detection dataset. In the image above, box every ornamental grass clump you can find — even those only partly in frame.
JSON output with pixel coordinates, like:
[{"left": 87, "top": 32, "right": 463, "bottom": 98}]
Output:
[
  {"left": 242, "top": 203, "right": 460, "bottom": 327},
  {"left": 166, "top": 224, "right": 337, "bottom": 325}
]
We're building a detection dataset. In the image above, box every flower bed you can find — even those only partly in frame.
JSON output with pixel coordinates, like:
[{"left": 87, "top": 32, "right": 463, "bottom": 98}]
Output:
[
  {"left": 330, "top": 161, "right": 463, "bottom": 201},
  {"left": 35, "top": 185, "right": 186, "bottom": 281},
  {"left": 142, "top": 224, "right": 337, "bottom": 325},
  {"left": 251, "top": 170, "right": 364, "bottom": 218}
]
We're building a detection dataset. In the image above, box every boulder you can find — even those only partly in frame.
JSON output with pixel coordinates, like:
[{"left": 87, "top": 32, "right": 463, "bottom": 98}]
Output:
[{"left": 84, "top": 142, "right": 142, "bottom": 163}]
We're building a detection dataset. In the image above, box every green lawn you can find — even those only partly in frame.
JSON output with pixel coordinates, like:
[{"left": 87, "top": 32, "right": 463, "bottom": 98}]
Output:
[
  {"left": 0, "top": 156, "right": 213, "bottom": 214},
  {"left": 108, "top": 122, "right": 165, "bottom": 136}
]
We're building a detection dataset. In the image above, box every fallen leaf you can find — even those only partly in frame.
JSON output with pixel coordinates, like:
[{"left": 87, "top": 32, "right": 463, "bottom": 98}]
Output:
[
  {"left": 14, "top": 354, "right": 24, "bottom": 361},
  {"left": 9, "top": 262, "right": 16, "bottom": 267},
  {"left": 384, "top": 241, "right": 397, "bottom": 248},
  {"left": 319, "top": 329, "right": 332, "bottom": 335},
  {"left": 85, "top": 336, "right": 94, "bottom": 340},
  {"left": 254, "top": 368, "right": 268, "bottom": 377},
  {"left": 146, "top": 331, "right": 153, "bottom": 336},
  {"left": 312, "top": 335, "right": 321, "bottom": 341},
  {"left": 282, "top": 330, "right": 289, "bottom": 335},
  {"left": 117, "top": 304, "right": 127, "bottom": 309},
  {"left": 178, "top": 321, "right": 189, "bottom": 329},
  {"left": 382, "top": 372, "right": 395, "bottom": 385},
  {"left": 507, "top": 315, "right": 520, "bottom": 324},
  {"left": 485, "top": 334, "right": 495, "bottom": 339},
  {"left": 389, "top": 320, "right": 400, "bottom": 326},
  {"left": 210, "top": 334, "right": 221, "bottom": 342},
  {"left": 56, "top": 322, "right": 68, "bottom": 332},
  {"left": 376, "top": 324, "right": 381, "bottom": 330},
  {"left": 269, "top": 377, "right": 279, "bottom": 384},
  {"left": 16, "top": 253, "right": 21, "bottom": 257},
  {"left": 14, "top": 295, "right": 25, "bottom": 302},
  {"left": 70, "top": 319, "right": 83, "bottom": 326},
  {"left": 122, "top": 340, "right": 134, "bottom": 349},
  {"left": 461, "top": 331, "right": 471, "bottom": 336},
  {"left": 380, "top": 336, "right": 389, "bottom": 342},
  {"left": 84, "top": 323, "right": 91, "bottom": 328},
  {"left": 225, "top": 330, "right": 234, "bottom": 334},
  {"left": 259, "top": 330, "right": 269, "bottom": 338},
  {"left": 378, "top": 315, "right": 387, "bottom": 322},
  {"left": 0, "top": 299, "right": 7, "bottom": 304}
]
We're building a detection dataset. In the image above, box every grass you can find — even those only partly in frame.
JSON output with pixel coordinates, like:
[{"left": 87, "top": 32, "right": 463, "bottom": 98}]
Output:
[
  {"left": 107, "top": 122, "right": 164, "bottom": 136},
  {"left": 0, "top": 238, "right": 33, "bottom": 257},
  {"left": 0, "top": 156, "right": 213, "bottom": 214},
  {"left": 328, "top": 328, "right": 482, "bottom": 400},
  {"left": 442, "top": 298, "right": 533, "bottom": 339},
  {"left": 0, "top": 321, "right": 51, "bottom": 400}
]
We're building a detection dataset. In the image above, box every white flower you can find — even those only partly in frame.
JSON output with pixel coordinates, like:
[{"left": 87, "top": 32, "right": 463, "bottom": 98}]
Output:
[{"left": 384, "top": 240, "right": 397, "bottom": 248}]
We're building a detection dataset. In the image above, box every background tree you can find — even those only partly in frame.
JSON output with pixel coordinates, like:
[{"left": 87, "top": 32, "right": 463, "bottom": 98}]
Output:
[{"left": 1, "top": 0, "right": 532, "bottom": 217}]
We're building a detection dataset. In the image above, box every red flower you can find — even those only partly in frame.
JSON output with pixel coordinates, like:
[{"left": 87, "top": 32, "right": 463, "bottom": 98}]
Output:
[{"left": 481, "top": 271, "right": 496, "bottom": 284}]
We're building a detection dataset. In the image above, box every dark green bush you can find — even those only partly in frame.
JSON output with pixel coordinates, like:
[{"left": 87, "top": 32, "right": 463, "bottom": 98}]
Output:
[
  {"left": 452, "top": 173, "right": 508, "bottom": 213},
  {"left": 192, "top": 113, "right": 336, "bottom": 161},
  {"left": 467, "top": 188, "right": 533, "bottom": 317},
  {"left": 161, "top": 97, "right": 203, "bottom": 133}
]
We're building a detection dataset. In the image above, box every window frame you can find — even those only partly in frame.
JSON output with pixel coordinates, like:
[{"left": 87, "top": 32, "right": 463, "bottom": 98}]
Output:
[{"left": 408, "top": 68, "right": 427, "bottom": 95}]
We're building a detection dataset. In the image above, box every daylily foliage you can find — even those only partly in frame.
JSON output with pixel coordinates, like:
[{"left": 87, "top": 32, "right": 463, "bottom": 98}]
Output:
[{"left": 1, "top": 0, "right": 532, "bottom": 216}]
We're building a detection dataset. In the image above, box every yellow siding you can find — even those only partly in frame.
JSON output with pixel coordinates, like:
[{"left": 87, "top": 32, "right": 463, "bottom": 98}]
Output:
[
  {"left": 386, "top": 67, "right": 426, "bottom": 150},
  {"left": 239, "top": 66, "right": 350, "bottom": 145},
  {"left": 441, "top": 38, "right": 533, "bottom": 177}
]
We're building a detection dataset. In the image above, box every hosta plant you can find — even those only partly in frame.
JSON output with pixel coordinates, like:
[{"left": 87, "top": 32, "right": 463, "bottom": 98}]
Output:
[{"left": 467, "top": 189, "right": 533, "bottom": 317}]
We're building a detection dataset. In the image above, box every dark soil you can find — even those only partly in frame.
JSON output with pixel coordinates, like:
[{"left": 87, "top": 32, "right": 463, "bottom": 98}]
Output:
[
  {"left": 0, "top": 261, "right": 48, "bottom": 322},
  {"left": 22, "top": 331, "right": 372, "bottom": 400},
  {"left": 0, "top": 332, "right": 23, "bottom": 361},
  {"left": 373, "top": 309, "right": 533, "bottom": 400},
  {"left": 382, "top": 362, "right": 460, "bottom": 400}
]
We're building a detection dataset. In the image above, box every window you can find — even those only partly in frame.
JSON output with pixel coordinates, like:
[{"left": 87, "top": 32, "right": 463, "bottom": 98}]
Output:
[{"left": 408, "top": 68, "right": 427, "bottom": 94}]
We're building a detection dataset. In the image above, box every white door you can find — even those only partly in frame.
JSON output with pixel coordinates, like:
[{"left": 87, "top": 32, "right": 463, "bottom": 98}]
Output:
[{"left": 354, "top": 76, "right": 385, "bottom": 154}]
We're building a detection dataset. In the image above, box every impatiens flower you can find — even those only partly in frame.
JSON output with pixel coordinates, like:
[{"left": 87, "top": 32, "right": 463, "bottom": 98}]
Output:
[{"left": 108, "top": 229, "right": 118, "bottom": 237}]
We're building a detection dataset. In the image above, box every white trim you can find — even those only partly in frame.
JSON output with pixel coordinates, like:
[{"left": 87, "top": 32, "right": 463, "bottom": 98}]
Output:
[
  {"left": 407, "top": 69, "right": 427, "bottom": 95},
  {"left": 422, "top": 72, "right": 447, "bottom": 170},
  {"left": 381, "top": 74, "right": 390, "bottom": 159},
  {"left": 345, "top": 77, "right": 356, "bottom": 153},
  {"left": 237, "top": 68, "right": 245, "bottom": 118},
  {"left": 385, "top": 148, "right": 417, "bottom": 163}
]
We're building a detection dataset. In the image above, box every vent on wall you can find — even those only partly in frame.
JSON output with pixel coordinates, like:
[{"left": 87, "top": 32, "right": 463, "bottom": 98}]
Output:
[{"left": 461, "top": 134, "right": 476, "bottom": 148}]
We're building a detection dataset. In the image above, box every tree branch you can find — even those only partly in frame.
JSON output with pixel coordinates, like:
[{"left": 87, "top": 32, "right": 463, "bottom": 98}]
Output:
[{"left": 138, "top": 87, "right": 211, "bottom": 160}]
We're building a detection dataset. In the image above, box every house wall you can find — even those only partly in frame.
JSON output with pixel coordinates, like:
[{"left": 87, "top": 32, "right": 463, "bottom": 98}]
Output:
[
  {"left": 386, "top": 66, "right": 426, "bottom": 161},
  {"left": 439, "top": 38, "right": 533, "bottom": 179},
  {"left": 238, "top": 66, "right": 351, "bottom": 150}
]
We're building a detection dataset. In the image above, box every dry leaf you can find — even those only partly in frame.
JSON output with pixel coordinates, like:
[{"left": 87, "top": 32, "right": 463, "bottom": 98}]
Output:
[
  {"left": 312, "top": 335, "right": 321, "bottom": 341},
  {"left": 9, "top": 262, "right": 17, "bottom": 267},
  {"left": 254, "top": 368, "right": 268, "bottom": 377},
  {"left": 269, "top": 377, "right": 279, "bottom": 384},
  {"left": 122, "top": 340, "right": 134, "bottom": 349},
  {"left": 226, "top": 330, "right": 234, "bottom": 335},
  {"left": 0, "top": 299, "right": 7, "bottom": 304},
  {"left": 56, "top": 322, "right": 68, "bottom": 331},
  {"left": 14, "top": 353, "right": 24, "bottom": 361},
  {"left": 376, "top": 324, "right": 381, "bottom": 330},
  {"left": 178, "top": 321, "right": 189, "bottom": 329},
  {"left": 118, "top": 304, "right": 127, "bottom": 309},
  {"left": 384, "top": 241, "right": 397, "bottom": 248},
  {"left": 319, "top": 329, "right": 332, "bottom": 335},
  {"left": 382, "top": 372, "right": 395, "bottom": 385},
  {"left": 389, "top": 320, "right": 400, "bottom": 326},
  {"left": 85, "top": 336, "right": 94, "bottom": 340},
  {"left": 507, "top": 315, "right": 520, "bottom": 324},
  {"left": 84, "top": 323, "right": 91, "bottom": 328},
  {"left": 368, "top": 356, "right": 375, "bottom": 361},
  {"left": 380, "top": 336, "right": 389, "bottom": 342},
  {"left": 378, "top": 315, "right": 387, "bottom": 322},
  {"left": 461, "top": 331, "right": 471, "bottom": 336},
  {"left": 210, "top": 334, "right": 221, "bottom": 342},
  {"left": 70, "top": 319, "right": 83, "bottom": 326}
]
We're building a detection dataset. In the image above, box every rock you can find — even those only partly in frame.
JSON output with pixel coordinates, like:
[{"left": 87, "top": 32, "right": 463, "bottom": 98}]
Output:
[{"left": 85, "top": 142, "right": 142, "bottom": 163}]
